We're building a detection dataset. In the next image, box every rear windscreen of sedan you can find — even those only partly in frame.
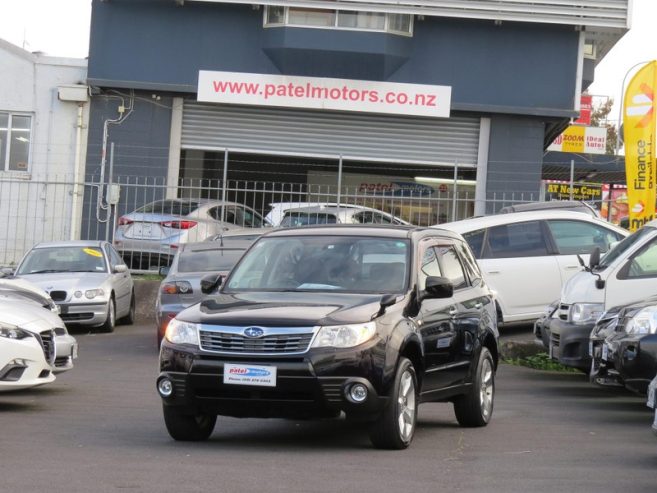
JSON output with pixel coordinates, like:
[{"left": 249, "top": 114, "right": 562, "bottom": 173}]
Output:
[
  {"left": 135, "top": 200, "right": 201, "bottom": 216},
  {"left": 177, "top": 248, "right": 246, "bottom": 272},
  {"left": 279, "top": 212, "right": 338, "bottom": 227},
  {"left": 226, "top": 236, "right": 409, "bottom": 292}
]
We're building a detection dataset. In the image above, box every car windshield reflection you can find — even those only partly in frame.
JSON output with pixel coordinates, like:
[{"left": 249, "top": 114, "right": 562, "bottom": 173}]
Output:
[
  {"left": 17, "top": 247, "right": 107, "bottom": 275},
  {"left": 226, "top": 236, "right": 409, "bottom": 293}
]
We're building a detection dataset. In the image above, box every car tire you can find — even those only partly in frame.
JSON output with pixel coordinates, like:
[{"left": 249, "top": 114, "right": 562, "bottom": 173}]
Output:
[
  {"left": 453, "top": 347, "right": 495, "bottom": 427},
  {"left": 163, "top": 405, "right": 216, "bottom": 441},
  {"left": 99, "top": 297, "right": 116, "bottom": 333},
  {"left": 119, "top": 291, "right": 136, "bottom": 325},
  {"left": 369, "top": 357, "right": 418, "bottom": 449}
]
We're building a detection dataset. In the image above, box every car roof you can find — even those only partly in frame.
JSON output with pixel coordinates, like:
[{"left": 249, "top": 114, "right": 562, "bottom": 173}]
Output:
[
  {"left": 261, "top": 224, "right": 464, "bottom": 242},
  {"left": 437, "top": 210, "right": 627, "bottom": 234},
  {"left": 498, "top": 200, "right": 597, "bottom": 215},
  {"left": 33, "top": 240, "right": 106, "bottom": 249},
  {"left": 178, "top": 241, "right": 249, "bottom": 252},
  {"left": 282, "top": 206, "right": 357, "bottom": 214}
]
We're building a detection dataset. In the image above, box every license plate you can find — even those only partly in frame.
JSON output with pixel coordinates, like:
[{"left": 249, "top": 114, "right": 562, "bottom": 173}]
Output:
[
  {"left": 549, "top": 342, "right": 559, "bottom": 360},
  {"left": 601, "top": 344, "right": 609, "bottom": 361},
  {"left": 223, "top": 363, "right": 277, "bottom": 387},
  {"left": 131, "top": 223, "right": 155, "bottom": 238}
]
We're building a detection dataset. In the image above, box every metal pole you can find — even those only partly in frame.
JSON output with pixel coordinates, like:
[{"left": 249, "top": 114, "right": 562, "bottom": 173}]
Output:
[
  {"left": 452, "top": 160, "right": 459, "bottom": 221},
  {"left": 105, "top": 142, "right": 115, "bottom": 241},
  {"left": 337, "top": 154, "right": 343, "bottom": 209},
  {"left": 569, "top": 159, "right": 575, "bottom": 200},
  {"left": 221, "top": 149, "right": 228, "bottom": 224}
]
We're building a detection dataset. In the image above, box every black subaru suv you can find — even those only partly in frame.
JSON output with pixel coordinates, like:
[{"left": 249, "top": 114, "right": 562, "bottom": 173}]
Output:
[{"left": 157, "top": 225, "right": 499, "bottom": 449}]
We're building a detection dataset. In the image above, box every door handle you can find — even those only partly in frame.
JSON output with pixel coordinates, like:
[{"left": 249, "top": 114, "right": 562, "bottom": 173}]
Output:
[
  {"left": 487, "top": 270, "right": 500, "bottom": 274},
  {"left": 564, "top": 265, "right": 580, "bottom": 270},
  {"left": 449, "top": 306, "right": 458, "bottom": 316}
]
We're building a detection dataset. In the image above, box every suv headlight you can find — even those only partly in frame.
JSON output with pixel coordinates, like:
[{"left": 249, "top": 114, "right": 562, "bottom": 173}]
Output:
[
  {"left": 164, "top": 319, "right": 199, "bottom": 345},
  {"left": 570, "top": 303, "right": 604, "bottom": 325},
  {"left": 312, "top": 322, "right": 376, "bottom": 349},
  {"left": 0, "top": 324, "right": 33, "bottom": 340},
  {"left": 625, "top": 307, "right": 657, "bottom": 336}
]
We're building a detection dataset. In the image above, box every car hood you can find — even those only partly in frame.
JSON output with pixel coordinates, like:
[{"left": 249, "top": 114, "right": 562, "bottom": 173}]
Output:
[
  {"left": 176, "top": 291, "right": 399, "bottom": 327},
  {"left": 560, "top": 271, "right": 605, "bottom": 305},
  {"left": 0, "top": 299, "right": 65, "bottom": 331},
  {"left": 18, "top": 272, "right": 110, "bottom": 291}
]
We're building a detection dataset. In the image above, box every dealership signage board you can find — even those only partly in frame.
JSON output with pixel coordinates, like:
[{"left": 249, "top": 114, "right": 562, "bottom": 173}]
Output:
[
  {"left": 547, "top": 125, "right": 607, "bottom": 154},
  {"left": 573, "top": 94, "right": 593, "bottom": 125},
  {"left": 198, "top": 71, "right": 452, "bottom": 118},
  {"left": 544, "top": 181, "right": 602, "bottom": 201}
]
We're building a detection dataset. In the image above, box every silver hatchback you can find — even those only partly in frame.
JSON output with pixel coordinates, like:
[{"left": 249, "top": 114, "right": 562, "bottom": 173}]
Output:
[{"left": 14, "top": 241, "right": 135, "bottom": 333}]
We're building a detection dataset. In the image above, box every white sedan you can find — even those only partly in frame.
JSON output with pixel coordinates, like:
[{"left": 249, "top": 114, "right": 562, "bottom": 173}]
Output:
[{"left": 0, "top": 299, "right": 63, "bottom": 392}]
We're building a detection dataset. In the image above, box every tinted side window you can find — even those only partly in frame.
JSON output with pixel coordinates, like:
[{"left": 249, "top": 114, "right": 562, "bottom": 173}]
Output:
[
  {"left": 436, "top": 246, "right": 467, "bottom": 289},
  {"left": 547, "top": 220, "right": 622, "bottom": 255},
  {"left": 418, "top": 246, "right": 442, "bottom": 291},
  {"left": 456, "top": 241, "right": 482, "bottom": 287},
  {"left": 462, "top": 229, "right": 485, "bottom": 258},
  {"left": 484, "top": 221, "right": 548, "bottom": 258}
]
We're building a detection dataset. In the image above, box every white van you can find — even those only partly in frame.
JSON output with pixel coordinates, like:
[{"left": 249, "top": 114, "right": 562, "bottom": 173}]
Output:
[{"left": 541, "top": 219, "right": 657, "bottom": 370}]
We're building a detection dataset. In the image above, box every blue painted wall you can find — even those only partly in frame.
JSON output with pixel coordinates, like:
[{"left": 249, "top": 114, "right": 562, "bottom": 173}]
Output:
[{"left": 88, "top": 0, "right": 579, "bottom": 117}]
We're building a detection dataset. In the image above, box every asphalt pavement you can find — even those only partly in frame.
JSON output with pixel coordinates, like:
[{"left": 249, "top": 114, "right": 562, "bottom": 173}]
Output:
[{"left": 1, "top": 322, "right": 655, "bottom": 493}]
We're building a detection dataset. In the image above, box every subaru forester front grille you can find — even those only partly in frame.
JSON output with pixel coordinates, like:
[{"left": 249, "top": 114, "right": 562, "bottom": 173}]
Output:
[{"left": 199, "top": 325, "right": 315, "bottom": 355}]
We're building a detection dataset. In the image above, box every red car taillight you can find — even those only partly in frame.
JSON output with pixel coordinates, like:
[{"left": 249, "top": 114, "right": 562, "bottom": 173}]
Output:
[
  {"left": 118, "top": 216, "right": 133, "bottom": 226},
  {"left": 160, "top": 220, "right": 197, "bottom": 229}
]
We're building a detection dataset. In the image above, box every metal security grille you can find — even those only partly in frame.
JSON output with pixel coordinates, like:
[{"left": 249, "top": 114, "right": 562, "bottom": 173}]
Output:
[
  {"left": 199, "top": 329, "right": 315, "bottom": 354},
  {"left": 182, "top": 103, "right": 480, "bottom": 167}
]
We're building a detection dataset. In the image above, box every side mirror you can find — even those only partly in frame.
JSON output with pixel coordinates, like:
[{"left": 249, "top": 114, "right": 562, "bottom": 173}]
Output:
[
  {"left": 589, "top": 246, "right": 601, "bottom": 269},
  {"left": 159, "top": 266, "right": 170, "bottom": 276},
  {"left": 200, "top": 273, "right": 223, "bottom": 294},
  {"left": 114, "top": 264, "right": 128, "bottom": 273},
  {"left": 0, "top": 267, "right": 15, "bottom": 277},
  {"left": 422, "top": 276, "right": 454, "bottom": 300}
]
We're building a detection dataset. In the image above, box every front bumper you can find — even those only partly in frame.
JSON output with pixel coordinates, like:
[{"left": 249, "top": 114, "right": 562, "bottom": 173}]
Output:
[
  {"left": 0, "top": 340, "right": 55, "bottom": 392},
  {"left": 52, "top": 333, "right": 79, "bottom": 374},
  {"left": 158, "top": 341, "right": 388, "bottom": 420},
  {"left": 57, "top": 301, "right": 108, "bottom": 327},
  {"left": 545, "top": 318, "right": 595, "bottom": 371},
  {"left": 611, "top": 335, "right": 657, "bottom": 394}
]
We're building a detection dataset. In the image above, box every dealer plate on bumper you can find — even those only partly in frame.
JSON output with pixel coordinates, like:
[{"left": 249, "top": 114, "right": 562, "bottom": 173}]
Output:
[{"left": 223, "top": 363, "right": 277, "bottom": 387}]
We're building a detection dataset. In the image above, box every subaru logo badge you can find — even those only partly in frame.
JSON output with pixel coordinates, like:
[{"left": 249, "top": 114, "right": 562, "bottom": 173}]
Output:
[{"left": 244, "top": 327, "right": 265, "bottom": 338}]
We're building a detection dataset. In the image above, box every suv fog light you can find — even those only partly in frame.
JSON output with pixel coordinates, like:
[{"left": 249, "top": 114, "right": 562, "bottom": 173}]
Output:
[
  {"left": 158, "top": 378, "right": 173, "bottom": 397},
  {"left": 349, "top": 383, "right": 368, "bottom": 403}
]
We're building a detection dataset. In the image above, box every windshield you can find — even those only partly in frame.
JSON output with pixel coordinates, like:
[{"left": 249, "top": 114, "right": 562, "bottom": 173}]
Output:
[
  {"left": 226, "top": 236, "right": 409, "bottom": 293},
  {"left": 136, "top": 200, "right": 201, "bottom": 215},
  {"left": 177, "top": 248, "right": 245, "bottom": 273},
  {"left": 17, "top": 246, "right": 107, "bottom": 274},
  {"left": 598, "top": 227, "right": 653, "bottom": 268}
]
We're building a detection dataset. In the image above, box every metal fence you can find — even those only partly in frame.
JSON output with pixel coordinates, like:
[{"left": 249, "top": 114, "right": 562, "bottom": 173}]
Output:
[{"left": 1, "top": 171, "right": 614, "bottom": 269}]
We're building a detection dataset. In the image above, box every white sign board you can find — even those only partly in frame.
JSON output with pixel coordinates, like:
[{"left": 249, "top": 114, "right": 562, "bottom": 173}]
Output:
[
  {"left": 198, "top": 70, "right": 451, "bottom": 118},
  {"left": 547, "top": 125, "right": 608, "bottom": 154}
]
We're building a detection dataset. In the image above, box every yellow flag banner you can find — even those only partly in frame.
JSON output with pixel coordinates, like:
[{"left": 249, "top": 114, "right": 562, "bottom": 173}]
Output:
[{"left": 624, "top": 60, "right": 657, "bottom": 231}]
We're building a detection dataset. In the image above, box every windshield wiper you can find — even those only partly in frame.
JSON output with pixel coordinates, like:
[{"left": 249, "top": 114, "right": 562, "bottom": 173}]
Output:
[{"left": 27, "top": 269, "right": 65, "bottom": 274}]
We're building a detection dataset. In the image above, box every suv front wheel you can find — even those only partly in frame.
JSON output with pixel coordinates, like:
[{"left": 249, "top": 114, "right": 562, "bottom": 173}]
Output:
[
  {"left": 163, "top": 406, "right": 217, "bottom": 441},
  {"left": 369, "top": 357, "right": 418, "bottom": 449}
]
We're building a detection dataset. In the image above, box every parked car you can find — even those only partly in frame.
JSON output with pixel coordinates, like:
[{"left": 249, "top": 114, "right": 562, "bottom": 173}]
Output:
[
  {"left": 588, "top": 296, "right": 657, "bottom": 393},
  {"left": 497, "top": 200, "right": 600, "bottom": 218},
  {"left": 0, "top": 299, "right": 59, "bottom": 391},
  {"left": 13, "top": 241, "right": 135, "bottom": 333},
  {"left": 0, "top": 277, "right": 59, "bottom": 314},
  {"left": 540, "top": 219, "right": 657, "bottom": 371},
  {"left": 0, "top": 281, "right": 78, "bottom": 373},
  {"left": 114, "top": 199, "right": 271, "bottom": 268},
  {"left": 157, "top": 225, "right": 499, "bottom": 449},
  {"left": 648, "top": 374, "right": 657, "bottom": 436},
  {"left": 437, "top": 210, "right": 627, "bottom": 326},
  {"left": 156, "top": 241, "right": 253, "bottom": 345},
  {"left": 279, "top": 205, "right": 409, "bottom": 227}
]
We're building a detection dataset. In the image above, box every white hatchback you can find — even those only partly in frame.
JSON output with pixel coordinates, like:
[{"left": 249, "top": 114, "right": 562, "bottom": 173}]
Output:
[{"left": 437, "top": 210, "right": 627, "bottom": 325}]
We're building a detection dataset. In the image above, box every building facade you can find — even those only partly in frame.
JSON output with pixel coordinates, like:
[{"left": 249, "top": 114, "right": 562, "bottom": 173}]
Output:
[
  {"left": 84, "top": 0, "right": 630, "bottom": 231},
  {"left": 0, "top": 39, "right": 89, "bottom": 264}
]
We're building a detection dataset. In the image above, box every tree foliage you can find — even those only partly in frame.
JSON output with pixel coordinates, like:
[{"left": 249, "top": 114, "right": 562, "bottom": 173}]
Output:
[{"left": 589, "top": 97, "right": 619, "bottom": 154}]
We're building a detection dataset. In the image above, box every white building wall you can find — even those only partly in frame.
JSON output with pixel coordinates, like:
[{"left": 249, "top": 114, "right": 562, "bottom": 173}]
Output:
[{"left": 0, "top": 39, "right": 89, "bottom": 265}]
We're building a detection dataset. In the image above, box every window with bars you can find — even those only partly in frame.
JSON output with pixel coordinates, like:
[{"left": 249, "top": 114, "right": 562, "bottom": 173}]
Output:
[
  {"left": 0, "top": 112, "right": 32, "bottom": 172},
  {"left": 264, "top": 6, "right": 413, "bottom": 36}
]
